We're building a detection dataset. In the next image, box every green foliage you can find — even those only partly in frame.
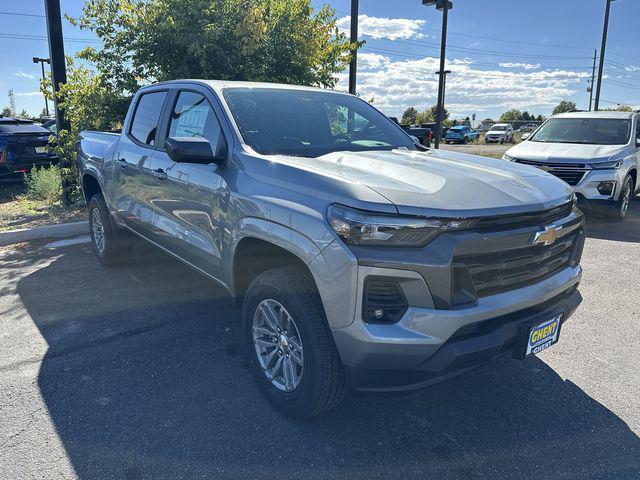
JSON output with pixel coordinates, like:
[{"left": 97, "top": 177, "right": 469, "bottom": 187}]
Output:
[
  {"left": 25, "top": 165, "right": 62, "bottom": 205},
  {"left": 1, "top": 106, "right": 12, "bottom": 117},
  {"left": 499, "top": 109, "right": 546, "bottom": 123},
  {"left": 552, "top": 100, "right": 577, "bottom": 115},
  {"left": 72, "top": 0, "right": 354, "bottom": 90},
  {"left": 415, "top": 105, "right": 448, "bottom": 125},
  {"left": 602, "top": 104, "right": 634, "bottom": 112},
  {"left": 400, "top": 107, "right": 418, "bottom": 125}
]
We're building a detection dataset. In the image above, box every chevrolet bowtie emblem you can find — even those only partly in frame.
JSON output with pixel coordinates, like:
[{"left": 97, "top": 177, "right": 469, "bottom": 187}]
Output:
[{"left": 532, "top": 225, "right": 562, "bottom": 246}]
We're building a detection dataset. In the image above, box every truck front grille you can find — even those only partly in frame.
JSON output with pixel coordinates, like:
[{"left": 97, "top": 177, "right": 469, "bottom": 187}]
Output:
[
  {"left": 514, "top": 159, "right": 586, "bottom": 186},
  {"left": 453, "top": 228, "right": 581, "bottom": 298}
]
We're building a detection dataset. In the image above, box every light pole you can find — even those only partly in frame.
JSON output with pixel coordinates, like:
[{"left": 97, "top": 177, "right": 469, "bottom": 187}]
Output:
[
  {"left": 348, "top": 0, "right": 359, "bottom": 95},
  {"left": 44, "top": 0, "right": 68, "bottom": 132},
  {"left": 423, "top": 0, "right": 453, "bottom": 149},
  {"left": 32, "top": 57, "right": 51, "bottom": 117},
  {"left": 587, "top": 49, "right": 597, "bottom": 111},
  {"left": 594, "top": 0, "right": 616, "bottom": 111},
  {"left": 435, "top": 69, "right": 451, "bottom": 120}
]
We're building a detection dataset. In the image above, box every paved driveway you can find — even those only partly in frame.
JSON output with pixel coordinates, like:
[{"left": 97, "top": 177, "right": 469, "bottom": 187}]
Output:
[{"left": 1, "top": 204, "right": 639, "bottom": 479}]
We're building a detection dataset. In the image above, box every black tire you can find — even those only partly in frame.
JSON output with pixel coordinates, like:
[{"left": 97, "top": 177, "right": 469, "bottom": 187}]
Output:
[
  {"left": 88, "top": 193, "right": 131, "bottom": 266},
  {"left": 606, "top": 175, "right": 634, "bottom": 221},
  {"left": 242, "top": 266, "right": 347, "bottom": 418}
]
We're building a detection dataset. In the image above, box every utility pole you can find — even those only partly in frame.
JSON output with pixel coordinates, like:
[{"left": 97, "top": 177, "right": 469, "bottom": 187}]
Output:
[
  {"left": 8, "top": 90, "right": 16, "bottom": 117},
  {"left": 588, "top": 49, "right": 597, "bottom": 111},
  {"left": 32, "top": 57, "right": 51, "bottom": 117},
  {"left": 435, "top": 69, "right": 451, "bottom": 117},
  {"left": 44, "top": 0, "right": 68, "bottom": 132},
  {"left": 423, "top": 0, "right": 453, "bottom": 149},
  {"left": 594, "top": 0, "right": 616, "bottom": 111},
  {"left": 348, "top": 0, "right": 359, "bottom": 95}
]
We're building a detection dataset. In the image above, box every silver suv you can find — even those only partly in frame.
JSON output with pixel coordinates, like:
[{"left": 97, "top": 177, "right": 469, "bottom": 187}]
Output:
[
  {"left": 78, "top": 80, "right": 584, "bottom": 418},
  {"left": 504, "top": 111, "right": 639, "bottom": 220}
]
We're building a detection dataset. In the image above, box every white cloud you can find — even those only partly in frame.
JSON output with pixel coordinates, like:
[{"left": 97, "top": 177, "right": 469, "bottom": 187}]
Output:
[
  {"left": 499, "top": 62, "right": 541, "bottom": 70},
  {"left": 16, "top": 70, "right": 36, "bottom": 80},
  {"left": 337, "top": 15, "right": 425, "bottom": 41},
  {"left": 337, "top": 56, "right": 588, "bottom": 116},
  {"left": 358, "top": 53, "right": 390, "bottom": 70},
  {"left": 625, "top": 65, "right": 640, "bottom": 72},
  {"left": 14, "top": 91, "right": 43, "bottom": 97}
]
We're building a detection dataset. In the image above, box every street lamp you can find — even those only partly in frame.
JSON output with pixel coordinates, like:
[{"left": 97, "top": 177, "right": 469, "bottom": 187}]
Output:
[
  {"left": 32, "top": 57, "right": 51, "bottom": 117},
  {"left": 435, "top": 69, "right": 451, "bottom": 124},
  {"left": 422, "top": 0, "right": 453, "bottom": 149}
]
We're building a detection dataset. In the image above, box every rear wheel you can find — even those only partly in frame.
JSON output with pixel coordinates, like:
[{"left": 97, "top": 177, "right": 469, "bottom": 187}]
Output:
[
  {"left": 242, "top": 266, "right": 347, "bottom": 418},
  {"left": 88, "top": 193, "right": 132, "bottom": 266}
]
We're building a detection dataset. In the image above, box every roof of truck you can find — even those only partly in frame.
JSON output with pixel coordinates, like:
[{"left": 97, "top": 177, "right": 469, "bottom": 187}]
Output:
[
  {"left": 554, "top": 111, "right": 636, "bottom": 119},
  {"left": 149, "top": 79, "right": 347, "bottom": 95}
]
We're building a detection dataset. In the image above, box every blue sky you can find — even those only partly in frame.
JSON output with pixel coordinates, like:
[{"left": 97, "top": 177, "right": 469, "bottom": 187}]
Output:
[{"left": 1, "top": 0, "right": 639, "bottom": 120}]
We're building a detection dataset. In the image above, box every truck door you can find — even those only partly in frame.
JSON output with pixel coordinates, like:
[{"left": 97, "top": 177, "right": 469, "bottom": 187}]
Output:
[
  {"left": 112, "top": 89, "right": 168, "bottom": 237},
  {"left": 147, "top": 88, "right": 228, "bottom": 280}
]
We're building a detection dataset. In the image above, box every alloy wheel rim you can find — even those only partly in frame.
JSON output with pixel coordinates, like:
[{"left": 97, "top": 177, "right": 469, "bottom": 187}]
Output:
[
  {"left": 252, "top": 299, "right": 304, "bottom": 392},
  {"left": 91, "top": 208, "right": 105, "bottom": 255},
  {"left": 621, "top": 183, "right": 631, "bottom": 217}
]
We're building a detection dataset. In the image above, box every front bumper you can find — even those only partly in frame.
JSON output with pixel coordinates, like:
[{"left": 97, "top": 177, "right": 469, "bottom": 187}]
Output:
[
  {"left": 572, "top": 168, "right": 626, "bottom": 202},
  {"left": 332, "top": 265, "right": 582, "bottom": 392}
]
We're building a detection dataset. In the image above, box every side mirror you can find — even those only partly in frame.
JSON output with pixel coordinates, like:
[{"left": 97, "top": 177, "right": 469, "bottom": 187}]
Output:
[
  {"left": 521, "top": 133, "right": 530, "bottom": 141},
  {"left": 165, "top": 136, "right": 226, "bottom": 165}
]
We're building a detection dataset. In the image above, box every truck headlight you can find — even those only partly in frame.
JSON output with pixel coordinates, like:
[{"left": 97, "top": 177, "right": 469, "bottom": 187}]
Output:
[
  {"left": 327, "top": 204, "right": 468, "bottom": 247},
  {"left": 503, "top": 154, "right": 515, "bottom": 161},
  {"left": 590, "top": 160, "right": 622, "bottom": 170}
]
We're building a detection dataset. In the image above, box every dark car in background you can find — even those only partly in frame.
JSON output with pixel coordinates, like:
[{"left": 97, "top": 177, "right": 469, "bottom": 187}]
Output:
[{"left": 0, "top": 118, "right": 57, "bottom": 181}]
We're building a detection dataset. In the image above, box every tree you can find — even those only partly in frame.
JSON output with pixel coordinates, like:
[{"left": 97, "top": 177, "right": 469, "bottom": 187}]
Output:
[
  {"left": 52, "top": 0, "right": 355, "bottom": 203},
  {"left": 18, "top": 109, "right": 30, "bottom": 119},
  {"left": 552, "top": 100, "right": 577, "bottom": 115},
  {"left": 603, "top": 104, "right": 633, "bottom": 112},
  {"left": 499, "top": 109, "right": 523, "bottom": 123},
  {"left": 401, "top": 107, "right": 418, "bottom": 125},
  {"left": 416, "top": 105, "right": 448, "bottom": 125},
  {"left": 1, "top": 106, "right": 11, "bottom": 117}
]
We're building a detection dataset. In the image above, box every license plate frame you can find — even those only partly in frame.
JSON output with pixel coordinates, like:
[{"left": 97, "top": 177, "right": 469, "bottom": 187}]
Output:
[{"left": 514, "top": 313, "right": 563, "bottom": 359}]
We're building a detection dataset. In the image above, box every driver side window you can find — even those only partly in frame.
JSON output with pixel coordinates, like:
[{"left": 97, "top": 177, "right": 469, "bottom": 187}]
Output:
[
  {"left": 167, "top": 91, "right": 222, "bottom": 152},
  {"left": 635, "top": 120, "right": 640, "bottom": 147}
]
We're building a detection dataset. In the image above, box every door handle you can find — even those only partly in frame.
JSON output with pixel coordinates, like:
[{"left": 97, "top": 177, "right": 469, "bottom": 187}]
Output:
[
  {"left": 116, "top": 158, "right": 127, "bottom": 168},
  {"left": 152, "top": 168, "right": 167, "bottom": 180}
]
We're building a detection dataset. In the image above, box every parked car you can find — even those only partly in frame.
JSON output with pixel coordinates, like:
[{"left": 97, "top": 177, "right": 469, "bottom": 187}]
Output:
[
  {"left": 0, "top": 118, "right": 57, "bottom": 181},
  {"left": 504, "top": 111, "right": 639, "bottom": 220},
  {"left": 78, "top": 80, "right": 584, "bottom": 418},
  {"left": 444, "top": 125, "right": 479, "bottom": 144},
  {"left": 402, "top": 125, "right": 432, "bottom": 146},
  {"left": 41, "top": 119, "right": 57, "bottom": 135},
  {"left": 484, "top": 123, "right": 514, "bottom": 143}
]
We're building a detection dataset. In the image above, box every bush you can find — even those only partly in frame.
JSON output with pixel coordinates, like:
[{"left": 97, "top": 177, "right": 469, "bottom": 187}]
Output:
[{"left": 25, "top": 165, "right": 62, "bottom": 205}]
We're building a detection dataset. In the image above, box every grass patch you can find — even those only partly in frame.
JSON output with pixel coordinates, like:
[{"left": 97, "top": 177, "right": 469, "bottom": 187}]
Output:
[{"left": 25, "top": 165, "right": 62, "bottom": 205}]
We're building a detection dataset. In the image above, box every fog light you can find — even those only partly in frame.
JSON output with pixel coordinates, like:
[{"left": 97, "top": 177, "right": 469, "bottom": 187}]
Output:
[
  {"left": 597, "top": 181, "right": 615, "bottom": 196},
  {"left": 363, "top": 279, "right": 408, "bottom": 324}
]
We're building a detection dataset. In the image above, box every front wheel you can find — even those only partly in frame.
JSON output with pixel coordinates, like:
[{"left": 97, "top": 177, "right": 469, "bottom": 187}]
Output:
[
  {"left": 607, "top": 175, "right": 634, "bottom": 221},
  {"left": 242, "top": 267, "right": 347, "bottom": 418}
]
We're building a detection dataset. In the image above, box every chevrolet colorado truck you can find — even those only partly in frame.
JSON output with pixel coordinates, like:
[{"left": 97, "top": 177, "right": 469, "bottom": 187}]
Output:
[{"left": 78, "top": 80, "right": 585, "bottom": 418}]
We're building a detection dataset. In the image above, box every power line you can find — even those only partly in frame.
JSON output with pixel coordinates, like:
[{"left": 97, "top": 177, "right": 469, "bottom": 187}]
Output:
[
  {"left": 0, "top": 33, "right": 101, "bottom": 44},
  {"left": 0, "top": 10, "right": 45, "bottom": 18}
]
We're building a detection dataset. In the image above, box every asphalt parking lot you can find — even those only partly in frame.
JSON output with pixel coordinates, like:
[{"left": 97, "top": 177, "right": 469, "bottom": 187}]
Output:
[{"left": 1, "top": 203, "right": 639, "bottom": 479}]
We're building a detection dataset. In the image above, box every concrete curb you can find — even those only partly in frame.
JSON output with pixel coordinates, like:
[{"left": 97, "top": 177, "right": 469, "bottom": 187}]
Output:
[{"left": 0, "top": 221, "right": 89, "bottom": 247}]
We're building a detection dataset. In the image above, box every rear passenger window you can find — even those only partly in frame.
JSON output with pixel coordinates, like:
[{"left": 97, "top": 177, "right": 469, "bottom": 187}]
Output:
[{"left": 129, "top": 91, "right": 167, "bottom": 146}]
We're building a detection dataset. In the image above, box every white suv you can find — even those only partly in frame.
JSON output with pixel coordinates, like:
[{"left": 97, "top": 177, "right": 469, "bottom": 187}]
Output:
[
  {"left": 504, "top": 111, "right": 639, "bottom": 220},
  {"left": 484, "top": 123, "right": 514, "bottom": 143}
]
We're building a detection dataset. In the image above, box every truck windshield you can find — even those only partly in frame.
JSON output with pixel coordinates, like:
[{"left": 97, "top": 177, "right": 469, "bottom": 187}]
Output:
[
  {"left": 529, "top": 117, "right": 630, "bottom": 145},
  {"left": 222, "top": 88, "right": 415, "bottom": 157}
]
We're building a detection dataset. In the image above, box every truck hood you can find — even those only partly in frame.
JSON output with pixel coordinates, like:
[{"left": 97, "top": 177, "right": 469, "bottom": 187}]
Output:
[
  {"left": 269, "top": 149, "right": 573, "bottom": 217},
  {"left": 506, "top": 141, "right": 627, "bottom": 163}
]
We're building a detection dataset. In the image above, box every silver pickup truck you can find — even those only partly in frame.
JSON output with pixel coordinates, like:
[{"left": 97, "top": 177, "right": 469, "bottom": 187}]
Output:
[{"left": 78, "top": 80, "right": 585, "bottom": 418}]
